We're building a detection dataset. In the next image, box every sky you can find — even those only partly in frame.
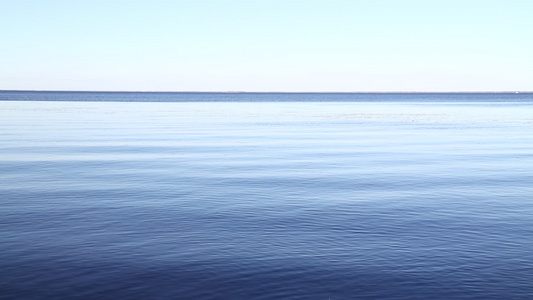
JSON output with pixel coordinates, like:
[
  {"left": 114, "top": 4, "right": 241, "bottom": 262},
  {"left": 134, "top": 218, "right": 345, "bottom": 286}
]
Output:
[{"left": 1, "top": 0, "right": 532, "bottom": 92}]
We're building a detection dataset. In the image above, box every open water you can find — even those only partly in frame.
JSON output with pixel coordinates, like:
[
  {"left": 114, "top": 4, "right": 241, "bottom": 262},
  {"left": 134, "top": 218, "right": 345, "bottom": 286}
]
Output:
[{"left": 1, "top": 92, "right": 532, "bottom": 299}]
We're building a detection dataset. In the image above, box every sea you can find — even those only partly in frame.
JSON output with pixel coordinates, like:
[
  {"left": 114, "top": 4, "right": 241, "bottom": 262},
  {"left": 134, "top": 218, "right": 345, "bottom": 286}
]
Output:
[{"left": 1, "top": 91, "right": 532, "bottom": 299}]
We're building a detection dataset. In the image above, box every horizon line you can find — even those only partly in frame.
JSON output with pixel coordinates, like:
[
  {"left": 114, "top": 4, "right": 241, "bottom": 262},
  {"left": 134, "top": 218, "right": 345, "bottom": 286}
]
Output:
[{"left": 1, "top": 89, "right": 531, "bottom": 94}]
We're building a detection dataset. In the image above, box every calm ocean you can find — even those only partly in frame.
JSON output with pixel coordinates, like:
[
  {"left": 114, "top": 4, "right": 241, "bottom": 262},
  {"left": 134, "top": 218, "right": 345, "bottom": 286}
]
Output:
[{"left": 1, "top": 92, "right": 532, "bottom": 299}]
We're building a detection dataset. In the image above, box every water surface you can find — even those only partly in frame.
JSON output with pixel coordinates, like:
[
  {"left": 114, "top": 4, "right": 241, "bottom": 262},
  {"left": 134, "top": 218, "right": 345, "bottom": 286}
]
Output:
[{"left": 1, "top": 93, "right": 533, "bottom": 299}]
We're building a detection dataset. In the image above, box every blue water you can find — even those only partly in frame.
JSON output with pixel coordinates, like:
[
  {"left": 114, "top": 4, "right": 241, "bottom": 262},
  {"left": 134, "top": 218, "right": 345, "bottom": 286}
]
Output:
[
  {"left": 1, "top": 93, "right": 533, "bottom": 299},
  {"left": 1, "top": 90, "right": 532, "bottom": 102}
]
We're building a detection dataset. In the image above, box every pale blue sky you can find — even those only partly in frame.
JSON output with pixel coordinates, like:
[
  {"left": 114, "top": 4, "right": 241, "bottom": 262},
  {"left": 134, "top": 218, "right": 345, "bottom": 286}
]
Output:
[{"left": 1, "top": 0, "right": 532, "bottom": 91}]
